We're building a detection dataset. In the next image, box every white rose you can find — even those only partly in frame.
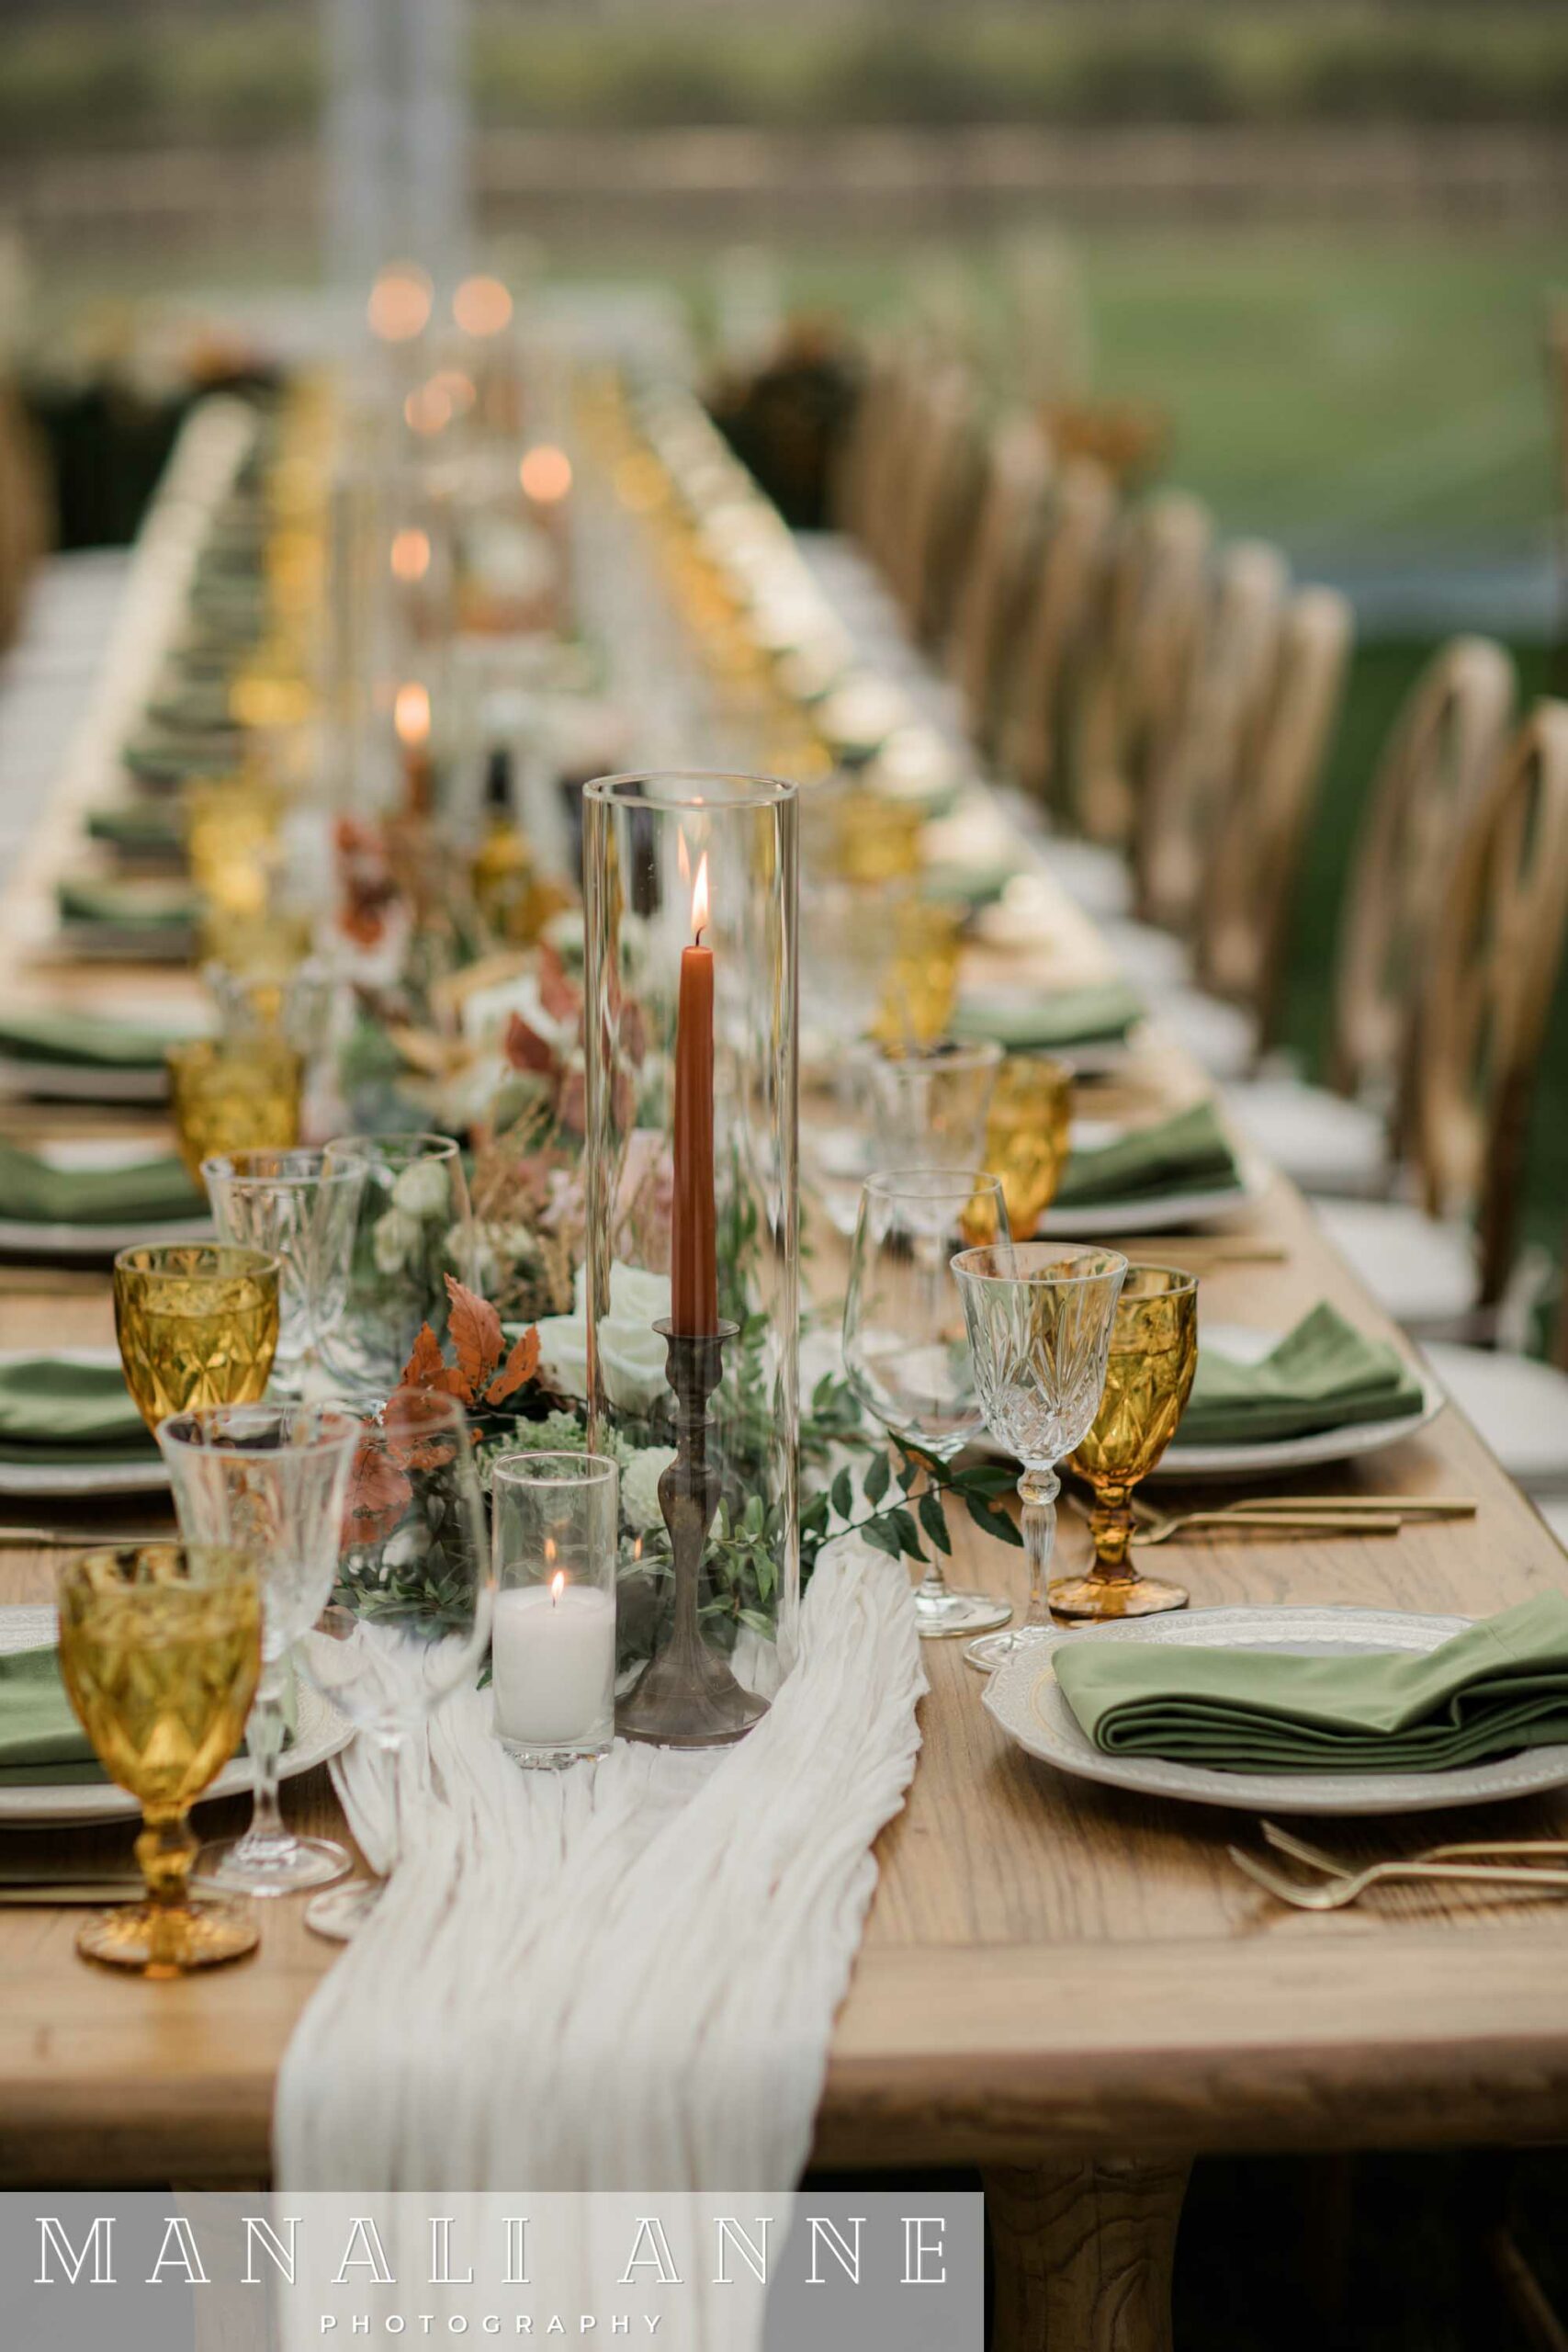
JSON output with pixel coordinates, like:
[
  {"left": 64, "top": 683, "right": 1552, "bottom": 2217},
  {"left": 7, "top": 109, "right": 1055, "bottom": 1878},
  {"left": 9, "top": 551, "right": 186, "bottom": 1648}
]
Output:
[
  {"left": 390, "top": 1158, "right": 452, "bottom": 1220},
  {"left": 372, "top": 1205, "right": 421, "bottom": 1276},
  {"left": 619, "top": 1445, "right": 675, "bottom": 1534},
  {"left": 535, "top": 1260, "right": 673, "bottom": 1412}
]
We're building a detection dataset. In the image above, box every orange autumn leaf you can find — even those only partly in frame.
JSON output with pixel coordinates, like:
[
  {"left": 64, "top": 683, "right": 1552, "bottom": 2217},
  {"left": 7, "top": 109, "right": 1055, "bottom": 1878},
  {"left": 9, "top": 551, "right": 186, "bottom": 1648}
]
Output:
[
  {"left": 396, "top": 1321, "right": 451, "bottom": 1395},
  {"left": 536, "top": 940, "right": 579, "bottom": 1025},
  {"left": 445, "top": 1275, "right": 504, "bottom": 1396},
  {"left": 343, "top": 1437, "right": 412, "bottom": 1547},
  {"left": 503, "top": 1012, "right": 555, "bottom": 1076},
  {"left": 485, "top": 1324, "right": 540, "bottom": 1406}
]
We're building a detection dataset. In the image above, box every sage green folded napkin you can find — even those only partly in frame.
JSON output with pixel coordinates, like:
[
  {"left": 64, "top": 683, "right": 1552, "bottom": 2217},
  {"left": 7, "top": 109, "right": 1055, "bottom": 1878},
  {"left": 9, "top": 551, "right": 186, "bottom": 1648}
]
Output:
[
  {"left": 0, "top": 1007, "right": 179, "bottom": 1071},
  {"left": 1179, "top": 1302, "right": 1426, "bottom": 1448},
  {"left": 0, "top": 1142, "right": 202, "bottom": 1227},
  {"left": 0, "top": 1356, "right": 158, "bottom": 1465},
  {"left": 58, "top": 877, "right": 197, "bottom": 932},
  {"left": 1052, "top": 1100, "right": 1241, "bottom": 1211},
  {"left": 86, "top": 805, "right": 184, "bottom": 856},
  {"left": 1053, "top": 1591, "right": 1568, "bottom": 1774},
  {"left": 953, "top": 977, "right": 1145, "bottom": 1052},
  {"left": 921, "top": 859, "right": 1016, "bottom": 909},
  {"left": 0, "top": 1644, "right": 276, "bottom": 1786}
]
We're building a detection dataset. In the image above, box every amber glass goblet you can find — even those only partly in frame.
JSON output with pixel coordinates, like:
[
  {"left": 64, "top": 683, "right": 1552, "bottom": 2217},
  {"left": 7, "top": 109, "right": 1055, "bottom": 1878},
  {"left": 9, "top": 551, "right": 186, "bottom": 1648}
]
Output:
[
  {"left": 874, "top": 900, "right": 966, "bottom": 1049},
  {"left": 985, "top": 1054, "right": 1074, "bottom": 1239},
  {"left": 57, "top": 1544, "right": 262, "bottom": 1977},
  {"left": 113, "top": 1243, "right": 282, "bottom": 1432},
  {"left": 166, "top": 1037, "right": 301, "bottom": 1184},
  {"left": 1058, "top": 1266, "right": 1200, "bottom": 1620}
]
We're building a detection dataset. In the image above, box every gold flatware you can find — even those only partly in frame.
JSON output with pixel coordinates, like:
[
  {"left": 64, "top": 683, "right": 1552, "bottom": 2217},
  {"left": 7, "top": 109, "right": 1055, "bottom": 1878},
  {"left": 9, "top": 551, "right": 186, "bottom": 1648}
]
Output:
[
  {"left": 1124, "top": 1503, "right": 1401, "bottom": 1547},
  {"left": 1260, "top": 1820, "right": 1568, "bottom": 1874},
  {"left": 1189, "top": 1495, "right": 1477, "bottom": 1520},
  {"left": 1228, "top": 1844, "right": 1568, "bottom": 1911},
  {"left": 0, "top": 1877, "right": 224, "bottom": 1907},
  {"left": 0, "top": 1526, "right": 169, "bottom": 1549}
]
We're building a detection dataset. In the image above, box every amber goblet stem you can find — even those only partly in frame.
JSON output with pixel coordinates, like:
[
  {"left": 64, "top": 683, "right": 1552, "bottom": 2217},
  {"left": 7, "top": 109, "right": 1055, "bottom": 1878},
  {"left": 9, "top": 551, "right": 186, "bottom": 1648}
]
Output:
[
  {"left": 1087, "top": 1480, "right": 1140, "bottom": 1585},
  {"left": 1017, "top": 1466, "right": 1060, "bottom": 1638},
  {"left": 135, "top": 1805, "right": 200, "bottom": 1975}
]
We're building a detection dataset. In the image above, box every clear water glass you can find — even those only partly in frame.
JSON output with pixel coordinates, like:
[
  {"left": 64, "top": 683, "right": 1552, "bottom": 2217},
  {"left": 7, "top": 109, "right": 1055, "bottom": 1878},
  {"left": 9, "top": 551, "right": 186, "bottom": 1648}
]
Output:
[
  {"left": 316, "top": 1134, "right": 478, "bottom": 1406},
  {"left": 202, "top": 1148, "right": 366, "bottom": 1401},
  {"left": 951, "top": 1243, "right": 1128, "bottom": 1673},
  {"left": 156, "top": 1403, "right": 360, "bottom": 1894},
  {"left": 842, "top": 1170, "right": 1014, "bottom": 1640}
]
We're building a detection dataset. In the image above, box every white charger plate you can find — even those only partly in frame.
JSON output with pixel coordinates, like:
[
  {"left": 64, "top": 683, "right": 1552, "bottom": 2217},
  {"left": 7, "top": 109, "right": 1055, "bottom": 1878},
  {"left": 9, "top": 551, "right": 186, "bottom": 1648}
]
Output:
[
  {"left": 0, "top": 1347, "right": 169, "bottom": 1498},
  {"left": 1038, "top": 1117, "right": 1266, "bottom": 1237},
  {"left": 1148, "top": 1320, "right": 1443, "bottom": 1482},
  {"left": 0, "top": 1136, "right": 210, "bottom": 1261},
  {"left": 0, "top": 1057, "right": 169, "bottom": 1105},
  {"left": 0, "top": 1605, "right": 352, "bottom": 1826},
  {"left": 983, "top": 1604, "right": 1568, "bottom": 1816}
]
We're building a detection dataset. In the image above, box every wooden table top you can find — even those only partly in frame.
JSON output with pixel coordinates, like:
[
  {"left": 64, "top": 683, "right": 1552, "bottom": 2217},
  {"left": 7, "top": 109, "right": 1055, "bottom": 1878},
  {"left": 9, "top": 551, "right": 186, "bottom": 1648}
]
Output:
[{"left": 2, "top": 676, "right": 1566, "bottom": 2193}]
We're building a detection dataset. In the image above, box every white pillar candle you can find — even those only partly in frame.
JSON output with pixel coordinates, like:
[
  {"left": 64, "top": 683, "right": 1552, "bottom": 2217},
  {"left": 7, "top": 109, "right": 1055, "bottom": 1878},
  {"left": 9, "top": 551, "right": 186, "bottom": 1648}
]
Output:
[{"left": 491, "top": 1575, "right": 615, "bottom": 1747}]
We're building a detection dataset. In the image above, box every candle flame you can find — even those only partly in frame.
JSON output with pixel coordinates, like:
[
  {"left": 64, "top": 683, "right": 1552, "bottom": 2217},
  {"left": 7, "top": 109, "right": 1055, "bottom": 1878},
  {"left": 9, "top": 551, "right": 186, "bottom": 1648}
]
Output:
[
  {"left": 550, "top": 1570, "right": 565, "bottom": 1605},
  {"left": 691, "top": 851, "right": 710, "bottom": 944},
  {"left": 393, "top": 682, "right": 431, "bottom": 748}
]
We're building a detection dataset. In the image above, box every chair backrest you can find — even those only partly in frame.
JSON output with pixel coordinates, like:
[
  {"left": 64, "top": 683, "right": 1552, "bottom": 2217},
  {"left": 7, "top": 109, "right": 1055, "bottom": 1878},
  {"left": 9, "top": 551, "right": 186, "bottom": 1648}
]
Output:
[
  {"left": 1068, "top": 490, "right": 1213, "bottom": 849},
  {"left": 1134, "top": 538, "right": 1288, "bottom": 936},
  {"left": 1198, "top": 585, "right": 1354, "bottom": 1048},
  {"left": 1326, "top": 638, "right": 1517, "bottom": 1108},
  {"left": 1409, "top": 700, "right": 1568, "bottom": 1307},
  {"left": 887, "top": 363, "right": 982, "bottom": 644},
  {"left": 945, "top": 413, "right": 1054, "bottom": 752},
  {"left": 833, "top": 336, "right": 920, "bottom": 564},
  {"left": 996, "top": 456, "right": 1117, "bottom": 809}
]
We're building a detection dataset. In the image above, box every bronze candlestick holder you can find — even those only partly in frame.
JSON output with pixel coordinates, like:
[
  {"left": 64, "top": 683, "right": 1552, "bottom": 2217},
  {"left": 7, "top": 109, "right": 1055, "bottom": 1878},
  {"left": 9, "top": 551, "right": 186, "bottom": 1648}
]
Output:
[{"left": 615, "top": 1317, "right": 771, "bottom": 1747}]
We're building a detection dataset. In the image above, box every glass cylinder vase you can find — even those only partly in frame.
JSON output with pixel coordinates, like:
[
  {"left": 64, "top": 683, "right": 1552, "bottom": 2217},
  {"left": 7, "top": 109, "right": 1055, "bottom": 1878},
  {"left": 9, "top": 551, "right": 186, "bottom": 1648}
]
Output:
[{"left": 579, "top": 771, "right": 799, "bottom": 1743}]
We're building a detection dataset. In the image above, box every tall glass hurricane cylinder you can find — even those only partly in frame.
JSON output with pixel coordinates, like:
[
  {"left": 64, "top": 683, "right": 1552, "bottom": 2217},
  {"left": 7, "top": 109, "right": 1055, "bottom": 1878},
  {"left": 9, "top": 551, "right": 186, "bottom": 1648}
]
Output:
[{"left": 581, "top": 772, "right": 800, "bottom": 1712}]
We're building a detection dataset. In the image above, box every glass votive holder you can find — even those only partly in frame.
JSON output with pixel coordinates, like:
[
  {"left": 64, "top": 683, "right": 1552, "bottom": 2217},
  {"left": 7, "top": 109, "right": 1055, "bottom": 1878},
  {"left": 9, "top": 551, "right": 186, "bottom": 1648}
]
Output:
[
  {"left": 490, "top": 1452, "right": 618, "bottom": 1769},
  {"left": 167, "top": 1037, "right": 302, "bottom": 1185}
]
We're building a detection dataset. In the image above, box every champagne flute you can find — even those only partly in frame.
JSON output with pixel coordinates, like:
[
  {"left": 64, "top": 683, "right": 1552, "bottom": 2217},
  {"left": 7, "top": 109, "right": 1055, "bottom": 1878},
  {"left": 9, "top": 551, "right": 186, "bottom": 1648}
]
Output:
[
  {"left": 157, "top": 1403, "right": 361, "bottom": 1894},
  {"left": 295, "top": 1391, "right": 495, "bottom": 1942},
  {"left": 202, "top": 1148, "right": 366, "bottom": 1401},
  {"left": 113, "top": 1244, "right": 281, "bottom": 1431},
  {"left": 952, "top": 1243, "right": 1128, "bottom": 1672},
  {"left": 1058, "top": 1266, "right": 1199, "bottom": 1619},
  {"left": 842, "top": 1170, "right": 1014, "bottom": 1638},
  {"left": 57, "top": 1544, "right": 262, "bottom": 1977}
]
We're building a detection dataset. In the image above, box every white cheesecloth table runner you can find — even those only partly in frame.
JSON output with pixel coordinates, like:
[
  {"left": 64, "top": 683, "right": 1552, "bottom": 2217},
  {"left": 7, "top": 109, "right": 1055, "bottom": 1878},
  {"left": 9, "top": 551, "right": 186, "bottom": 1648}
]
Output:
[{"left": 274, "top": 1543, "right": 925, "bottom": 2341}]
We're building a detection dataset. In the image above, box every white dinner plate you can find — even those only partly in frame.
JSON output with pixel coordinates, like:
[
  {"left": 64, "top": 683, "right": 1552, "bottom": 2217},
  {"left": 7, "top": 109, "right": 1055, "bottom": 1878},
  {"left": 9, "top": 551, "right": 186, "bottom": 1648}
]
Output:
[
  {"left": 0, "top": 1057, "right": 169, "bottom": 1104},
  {"left": 0, "top": 1136, "right": 210, "bottom": 1261},
  {"left": 1036, "top": 1116, "right": 1266, "bottom": 1238},
  {"left": 0, "top": 1605, "right": 353, "bottom": 1826},
  {"left": 0, "top": 1347, "right": 170, "bottom": 1498},
  {"left": 1146, "top": 1320, "right": 1443, "bottom": 1482},
  {"left": 983, "top": 1604, "right": 1568, "bottom": 1816}
]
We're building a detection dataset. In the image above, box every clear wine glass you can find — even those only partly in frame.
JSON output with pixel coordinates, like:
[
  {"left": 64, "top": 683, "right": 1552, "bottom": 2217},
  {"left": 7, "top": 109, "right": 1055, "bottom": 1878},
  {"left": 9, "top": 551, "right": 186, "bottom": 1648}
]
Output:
[
  {"left": 156, "top": 1402, "right": 361, "bottom": 1894},
  {"left": 294, "top": 1391, "right": 495, "bottom": 1942},
  {"left": 316, "top": 1134, "right": 477, "bottom": 1406},
  {"left": 201, "top": 1148, "right": 366, "bottom": 1401},
  {"left": 951, "top": 1243, "right": 1128, "bottom": 1673},
  {"left": 842, "top": 1169, "right": 1014, "bottom": 1639}
]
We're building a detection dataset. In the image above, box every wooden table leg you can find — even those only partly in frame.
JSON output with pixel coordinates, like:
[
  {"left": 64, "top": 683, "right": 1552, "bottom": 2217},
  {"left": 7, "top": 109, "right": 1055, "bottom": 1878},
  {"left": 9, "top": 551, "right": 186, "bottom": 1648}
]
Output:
[{"left": 984, "top": 2154, "right": 1192, "bottom": 2352}]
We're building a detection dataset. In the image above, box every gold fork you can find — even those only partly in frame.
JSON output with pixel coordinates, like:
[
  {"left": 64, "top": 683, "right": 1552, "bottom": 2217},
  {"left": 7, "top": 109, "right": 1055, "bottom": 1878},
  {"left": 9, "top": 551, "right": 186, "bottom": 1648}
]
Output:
[
  {"left": 1125, "top": 1502, "right": 1402, "bottom": 1547},
  {"left": 1262, "top": 1819, "right": 1568, "bottom": 1873},
  {"left": 1227, "top": 1844, "right": 1568, "bottom": 1911}
]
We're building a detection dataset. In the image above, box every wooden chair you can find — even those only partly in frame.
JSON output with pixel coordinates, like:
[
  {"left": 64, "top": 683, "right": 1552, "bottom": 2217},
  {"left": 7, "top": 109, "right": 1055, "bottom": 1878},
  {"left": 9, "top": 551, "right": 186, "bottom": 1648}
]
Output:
[
  {"left": 1198, "top": 584, "right": 1354, "bottom": 1052},
  {"left": 1223, "top": 635, "right": 1516, "bottom": 1202},
  {"left": 1134, "top": 538, "right": 1288, "bottom": 938},
  {"left": 886, "top": 362, "right": 981, "bottom": 647},
  {"left": 1327, "top": 638, "right": 1517, "bottom": 1110},
  {"left": 0, "top": 381, "right": 48, "bottom": 656},
  {"left": 944, "top": 413, "right": 1053, "bottom": 753},
  {"left": 1317, "top": 702, "right": 1568, "bottom": 1336},
  {"left": 1067, "top": 490, "right": 1213, "bottom": 850},
  {"left": 996, "top": 456, "right": 1117, "bottom": 809}
]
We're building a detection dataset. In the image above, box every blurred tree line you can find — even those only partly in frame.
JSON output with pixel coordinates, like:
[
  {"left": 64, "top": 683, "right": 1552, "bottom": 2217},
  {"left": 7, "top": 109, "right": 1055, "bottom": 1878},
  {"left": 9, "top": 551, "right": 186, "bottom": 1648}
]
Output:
[{"left": 2, "top": 3, "right": 1567, "bottom": 154}]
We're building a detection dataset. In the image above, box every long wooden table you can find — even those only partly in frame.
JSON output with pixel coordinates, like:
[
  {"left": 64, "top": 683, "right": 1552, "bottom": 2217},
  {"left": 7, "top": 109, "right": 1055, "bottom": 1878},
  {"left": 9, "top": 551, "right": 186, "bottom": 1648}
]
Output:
[{"left": 3, "top": 591, "right": 1568, "bottom": 2352}]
